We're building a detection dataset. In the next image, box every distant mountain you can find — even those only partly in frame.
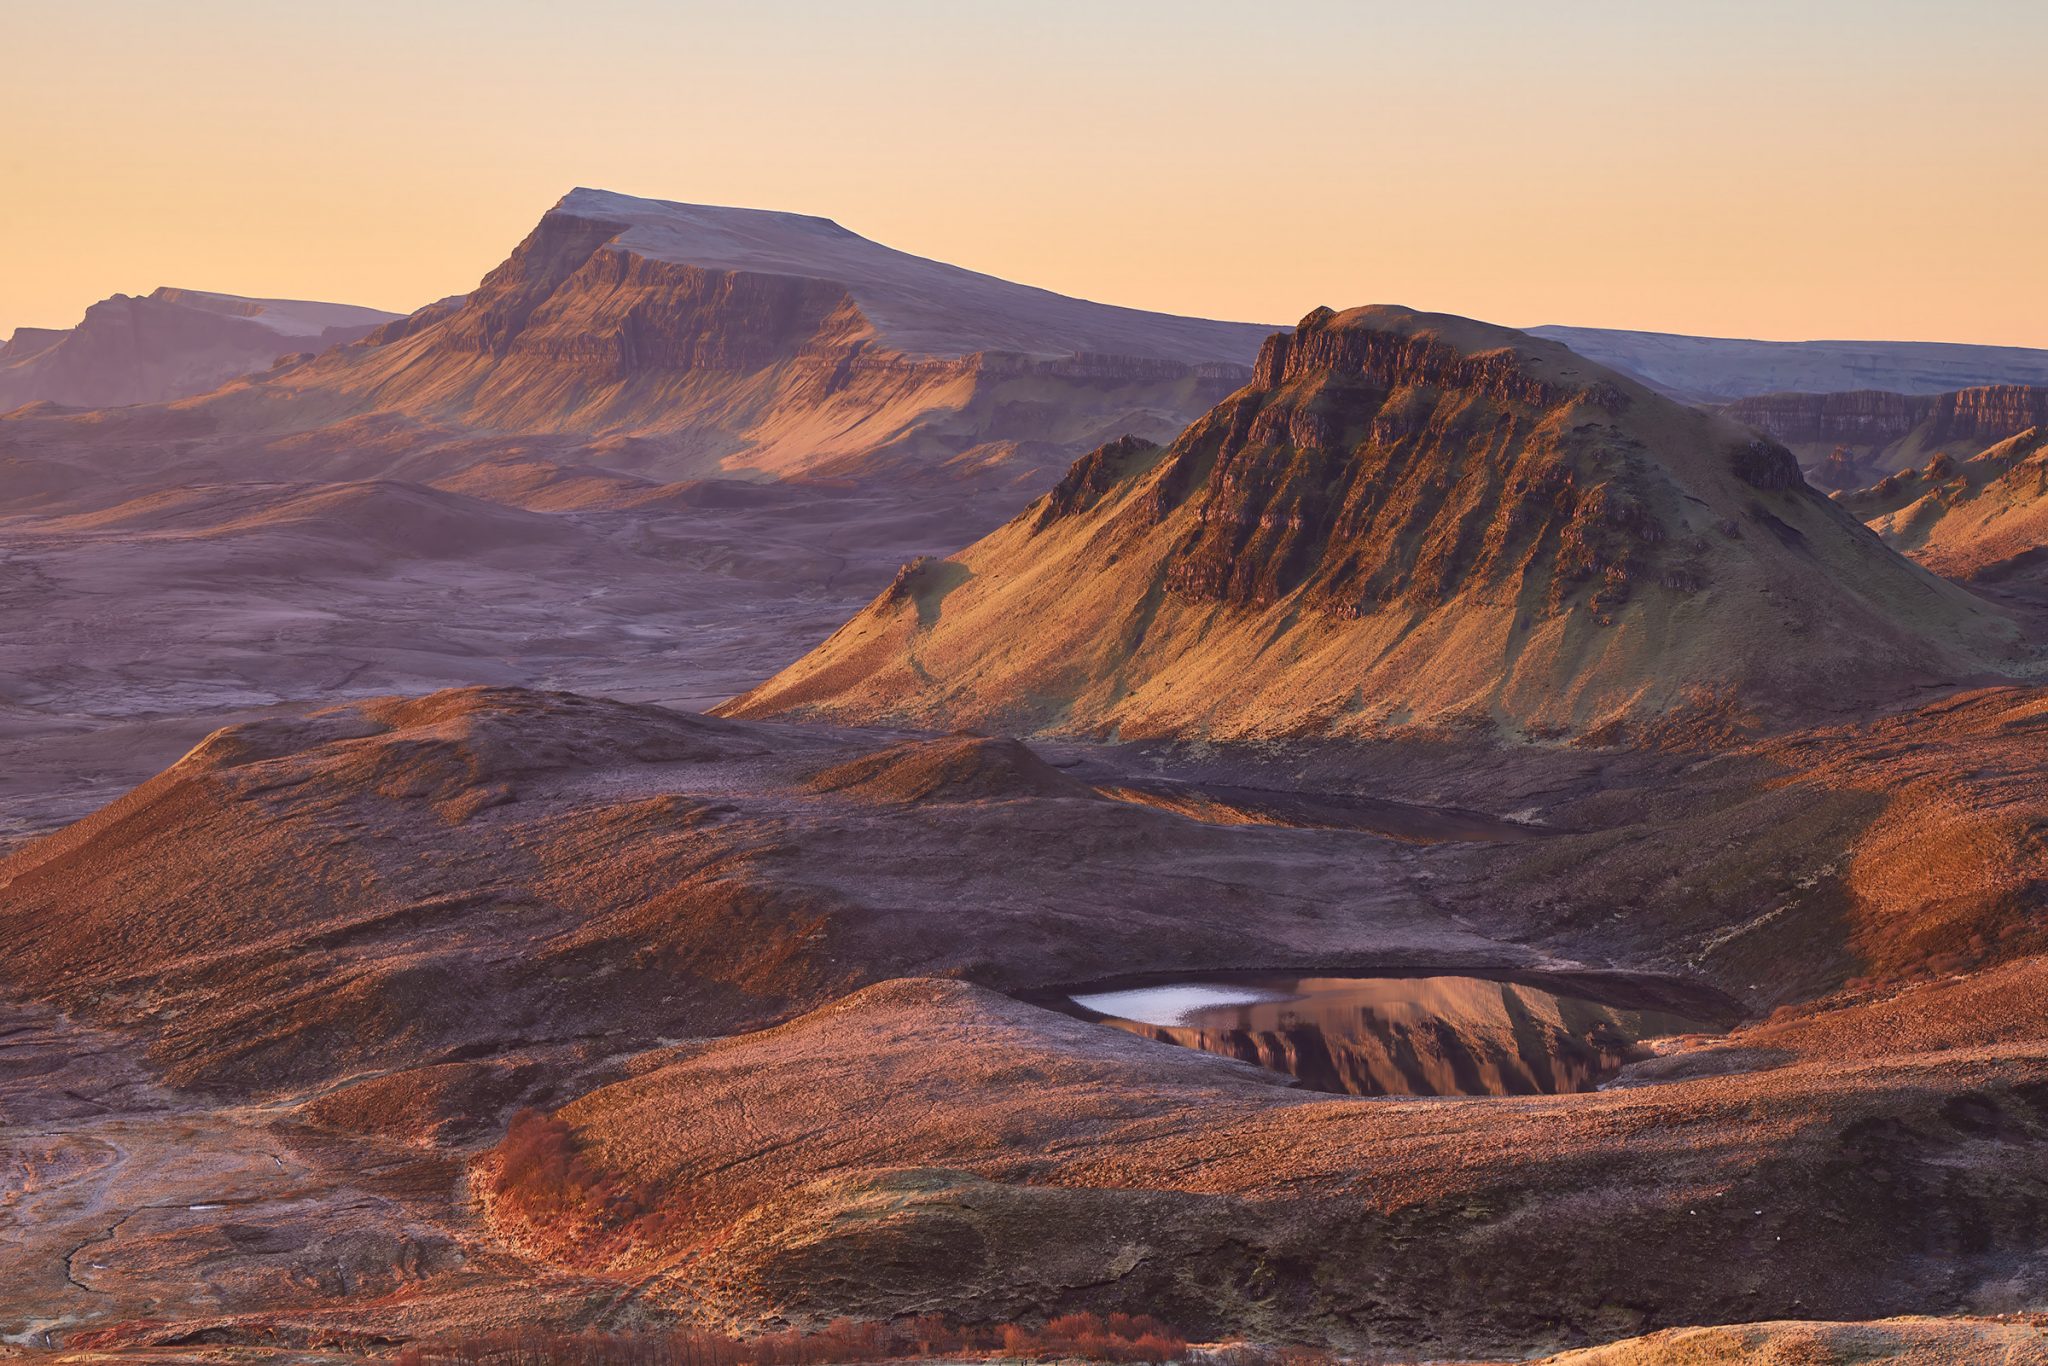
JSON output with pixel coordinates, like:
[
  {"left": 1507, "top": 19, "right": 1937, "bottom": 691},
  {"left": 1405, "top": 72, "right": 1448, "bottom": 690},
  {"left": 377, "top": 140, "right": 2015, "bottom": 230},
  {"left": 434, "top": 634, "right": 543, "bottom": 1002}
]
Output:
[
  {"left": 234, "top": 188, "right": 1273, "bottom": 484},
  {"left": 1529, "top": 324, "right": 2048, "bottom": 403},
  {"left": 1725, "top": 385, "right": 2048, "bottom": 488},
  {"left": 0, "top": 287, "right": 401, "bottom": 409},
  {"left": 726, "top": 305, "right": 2020, "bottom": 740}
]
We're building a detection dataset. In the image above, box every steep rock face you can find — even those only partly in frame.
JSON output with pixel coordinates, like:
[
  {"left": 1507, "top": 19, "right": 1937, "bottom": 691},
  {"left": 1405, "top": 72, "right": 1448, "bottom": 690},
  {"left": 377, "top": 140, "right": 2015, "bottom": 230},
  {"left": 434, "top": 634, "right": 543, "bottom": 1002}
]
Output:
[
  {"left": 1728, "top": 385, "right": 2048, "bottom": 487},
  {"left": 1152, "top": 317, "right": 1670, "bottom": 617},
  {"left": 1034, "top": 434, "right": 1163, "bottom": 527},
  {"left": 726, "top": 306, "right": 2023, "bottom": 740},
  {"left": 0, "top": 287, "right": 399, "bottom": 409}
]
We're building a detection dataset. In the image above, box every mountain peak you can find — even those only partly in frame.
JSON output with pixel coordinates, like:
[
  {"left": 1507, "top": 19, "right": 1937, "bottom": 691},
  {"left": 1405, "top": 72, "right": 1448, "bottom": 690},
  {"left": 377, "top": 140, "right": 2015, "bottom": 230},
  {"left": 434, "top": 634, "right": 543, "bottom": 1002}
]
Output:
[
  {"left": 1267, "top": 304, "right": 1637, "bottom": 398},
  {"left": 554, "top": 187, "right": 856, "bottom": 239}
]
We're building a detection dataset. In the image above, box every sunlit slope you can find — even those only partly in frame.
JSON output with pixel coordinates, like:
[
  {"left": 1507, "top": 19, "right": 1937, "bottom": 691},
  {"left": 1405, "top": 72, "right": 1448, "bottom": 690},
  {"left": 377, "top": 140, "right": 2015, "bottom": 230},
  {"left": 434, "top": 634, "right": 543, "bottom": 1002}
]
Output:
[{"left": 729, "top": 306, "right": 2021, "bottom": 739}]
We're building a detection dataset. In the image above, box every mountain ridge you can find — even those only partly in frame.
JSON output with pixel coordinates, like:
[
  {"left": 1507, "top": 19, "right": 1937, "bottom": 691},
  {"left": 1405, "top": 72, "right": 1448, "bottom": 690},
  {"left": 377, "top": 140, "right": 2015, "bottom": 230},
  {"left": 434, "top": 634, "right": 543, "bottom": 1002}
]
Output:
[
  {"left": 1530, "top": 323, "right": 2048, "bottom": 402},
  {"left": 726, "top": 304, "right": 2023, "bottom": 740}
]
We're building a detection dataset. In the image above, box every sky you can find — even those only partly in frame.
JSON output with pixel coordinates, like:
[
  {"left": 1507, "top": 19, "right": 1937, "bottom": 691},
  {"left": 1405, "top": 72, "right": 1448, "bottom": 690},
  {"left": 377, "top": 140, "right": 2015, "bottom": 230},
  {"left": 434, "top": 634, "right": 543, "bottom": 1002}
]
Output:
[{"left": 5, "top": 0, "right": 2046, "bottom": 346}]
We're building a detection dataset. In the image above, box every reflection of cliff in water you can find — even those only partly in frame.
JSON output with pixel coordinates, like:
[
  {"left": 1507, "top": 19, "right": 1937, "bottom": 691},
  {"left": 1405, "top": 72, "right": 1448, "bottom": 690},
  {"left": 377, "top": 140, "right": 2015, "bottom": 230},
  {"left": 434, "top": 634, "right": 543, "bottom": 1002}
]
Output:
[{"left": 1073, "top": 977, "right": 1720, "bottom": 1097}]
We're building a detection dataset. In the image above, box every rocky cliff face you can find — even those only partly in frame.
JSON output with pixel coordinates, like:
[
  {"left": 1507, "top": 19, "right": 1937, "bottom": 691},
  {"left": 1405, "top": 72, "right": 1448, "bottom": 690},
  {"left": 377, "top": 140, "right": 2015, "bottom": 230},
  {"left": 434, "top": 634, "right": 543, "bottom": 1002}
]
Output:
[
  {"left": 727, "top": 306, "right": 2023, "bottom": 740},
  {"left": 1142, "top": 315, "right": 1696, "bottom": 619},
  {"left": 1726, "top": 385, "right": 2048, "bottom": 487},
  {"left": 0, "top": 287, "right": 399, "bottom": 409}
]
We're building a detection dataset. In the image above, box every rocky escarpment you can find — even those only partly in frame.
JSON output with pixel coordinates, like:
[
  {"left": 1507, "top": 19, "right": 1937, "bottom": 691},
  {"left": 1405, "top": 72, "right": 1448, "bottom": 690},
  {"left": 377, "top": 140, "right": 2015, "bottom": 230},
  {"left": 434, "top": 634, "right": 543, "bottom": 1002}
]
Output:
[
  {"left": 1727, "top": 385, "right": 2048, "bottom": 488},
  {"left": 1034, "top": 434, "right": 1163, "bottom": 527},
  {"left": 727, "top": 305, "right": 2022, "bottom": 740},
  {"left": 1141, "top": 315, "right": 1734, "bottom": 619}
]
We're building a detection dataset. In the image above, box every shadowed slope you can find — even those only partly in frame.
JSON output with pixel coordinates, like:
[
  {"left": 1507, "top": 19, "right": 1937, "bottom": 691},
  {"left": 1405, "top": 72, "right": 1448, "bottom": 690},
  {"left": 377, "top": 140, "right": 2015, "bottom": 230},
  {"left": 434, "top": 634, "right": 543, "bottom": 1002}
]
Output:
[
  {"left": 0, "top": 687, "right": 1517, "bottom": 1094},
  {"left": 8, "top": 683, "right": 2048, "bottom": 1351},
  {"left": 484, "top": 972, "right": 2048, "bottom": 1355}
]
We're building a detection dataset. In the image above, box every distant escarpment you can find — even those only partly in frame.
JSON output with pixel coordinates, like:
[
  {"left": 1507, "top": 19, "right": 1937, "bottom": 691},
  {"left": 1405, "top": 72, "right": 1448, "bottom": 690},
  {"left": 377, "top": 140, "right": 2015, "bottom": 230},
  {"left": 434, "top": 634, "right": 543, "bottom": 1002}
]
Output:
[
  {"left": 1728, "top": 385, "right": 2048, "bottom": 489},
  {"left": 0, "top": 286, "right": 399, "bottom": 410},
  {"left": 178, "top": 189, "right": 1267, "bottom": 486},
  {"left": 1529, "top": 324, "right": 2048, "bottom": 403},
  {"left": 726, "top": 305, "right": 2021, "bottom": 741}
]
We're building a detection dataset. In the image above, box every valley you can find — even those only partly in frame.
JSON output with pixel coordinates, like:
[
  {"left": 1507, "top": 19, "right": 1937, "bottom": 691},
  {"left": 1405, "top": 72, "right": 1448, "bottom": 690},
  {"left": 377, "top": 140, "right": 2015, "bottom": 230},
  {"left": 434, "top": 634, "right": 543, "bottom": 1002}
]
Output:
[{"left": 3, "top": 186, "right": 2047, "bottom": 1366}]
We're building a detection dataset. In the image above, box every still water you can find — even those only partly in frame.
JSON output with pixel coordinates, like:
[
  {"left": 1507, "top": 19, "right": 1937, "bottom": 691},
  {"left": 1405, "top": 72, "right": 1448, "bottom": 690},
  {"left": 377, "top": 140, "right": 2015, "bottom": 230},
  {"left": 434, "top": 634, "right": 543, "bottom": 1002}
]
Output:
[{"left": 1069, "top": 975, "right": 1720, "bottom": 1097}]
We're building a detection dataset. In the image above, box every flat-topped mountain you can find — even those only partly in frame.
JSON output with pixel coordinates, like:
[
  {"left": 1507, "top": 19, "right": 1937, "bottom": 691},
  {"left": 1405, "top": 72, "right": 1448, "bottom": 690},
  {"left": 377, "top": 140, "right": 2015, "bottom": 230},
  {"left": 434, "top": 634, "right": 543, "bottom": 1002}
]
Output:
[
  {"left": 226, "top": 188, "right": 1269, "bottom": 483},
  {"left": 1529, "top": 324, "right": 2048, "bottom": 403},
  {"left": 727, "top": 305, "right": 2022, "bottom": 740},
  {"left": 0, "top": 286, "right": 400, "bottom": 409},
  {"left": 546, "top": 188, "right": 1268, "bottom": 363}
]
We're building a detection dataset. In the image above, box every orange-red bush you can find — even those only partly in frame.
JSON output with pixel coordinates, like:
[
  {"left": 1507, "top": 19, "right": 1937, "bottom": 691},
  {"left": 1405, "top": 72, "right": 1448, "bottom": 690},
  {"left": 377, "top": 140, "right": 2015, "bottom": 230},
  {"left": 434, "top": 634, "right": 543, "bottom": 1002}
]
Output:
[
  {"left": 490, "top": 1108, "right": 663, "bottom": 1243},
  {"left": 1000, "top": 1312, "right": 1187, "bottom": 1362}
]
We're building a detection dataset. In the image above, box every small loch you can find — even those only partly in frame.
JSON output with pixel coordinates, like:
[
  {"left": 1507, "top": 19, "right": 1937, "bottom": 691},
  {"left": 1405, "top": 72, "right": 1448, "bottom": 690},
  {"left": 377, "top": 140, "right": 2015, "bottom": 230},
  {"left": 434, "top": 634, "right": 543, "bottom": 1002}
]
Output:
[{"left": 1068, "top": 974, "right": 1726, "bottom": 1097}]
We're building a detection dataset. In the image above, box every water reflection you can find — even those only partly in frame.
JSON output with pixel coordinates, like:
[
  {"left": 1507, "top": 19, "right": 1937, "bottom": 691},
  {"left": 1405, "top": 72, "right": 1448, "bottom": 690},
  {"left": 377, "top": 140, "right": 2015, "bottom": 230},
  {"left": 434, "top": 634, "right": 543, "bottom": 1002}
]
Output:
[{"left": 1070, "top": 975, "right": 1718, "bottom": 1096}]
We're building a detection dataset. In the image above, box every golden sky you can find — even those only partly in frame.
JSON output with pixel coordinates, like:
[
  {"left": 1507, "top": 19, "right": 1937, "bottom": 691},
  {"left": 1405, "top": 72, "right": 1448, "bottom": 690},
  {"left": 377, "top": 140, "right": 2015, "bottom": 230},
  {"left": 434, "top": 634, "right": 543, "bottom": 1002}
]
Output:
[{"left": 6, "top": 1, "right": 2046, "bottom": 345}]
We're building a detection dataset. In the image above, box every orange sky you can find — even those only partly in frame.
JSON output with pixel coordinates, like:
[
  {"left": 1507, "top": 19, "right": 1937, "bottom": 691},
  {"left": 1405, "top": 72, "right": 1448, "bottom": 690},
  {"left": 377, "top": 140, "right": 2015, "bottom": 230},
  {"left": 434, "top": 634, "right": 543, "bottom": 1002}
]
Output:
[{"left": 6, "top": 1, "right": 2046, "bottom": 346}]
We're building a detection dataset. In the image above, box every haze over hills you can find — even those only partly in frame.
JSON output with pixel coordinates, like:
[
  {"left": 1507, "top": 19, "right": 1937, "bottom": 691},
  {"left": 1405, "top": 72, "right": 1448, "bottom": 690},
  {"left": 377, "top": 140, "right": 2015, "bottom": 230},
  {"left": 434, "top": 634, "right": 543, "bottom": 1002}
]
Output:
[
  {"left": 1529, "top": 324, "right": 2048, "bottom": 403},
  {"left": 0, "top": 286, "right": 400, "bottom": 409},
  {"left": 729, "top": 305, "right": 2023, "bottom": 741}
]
